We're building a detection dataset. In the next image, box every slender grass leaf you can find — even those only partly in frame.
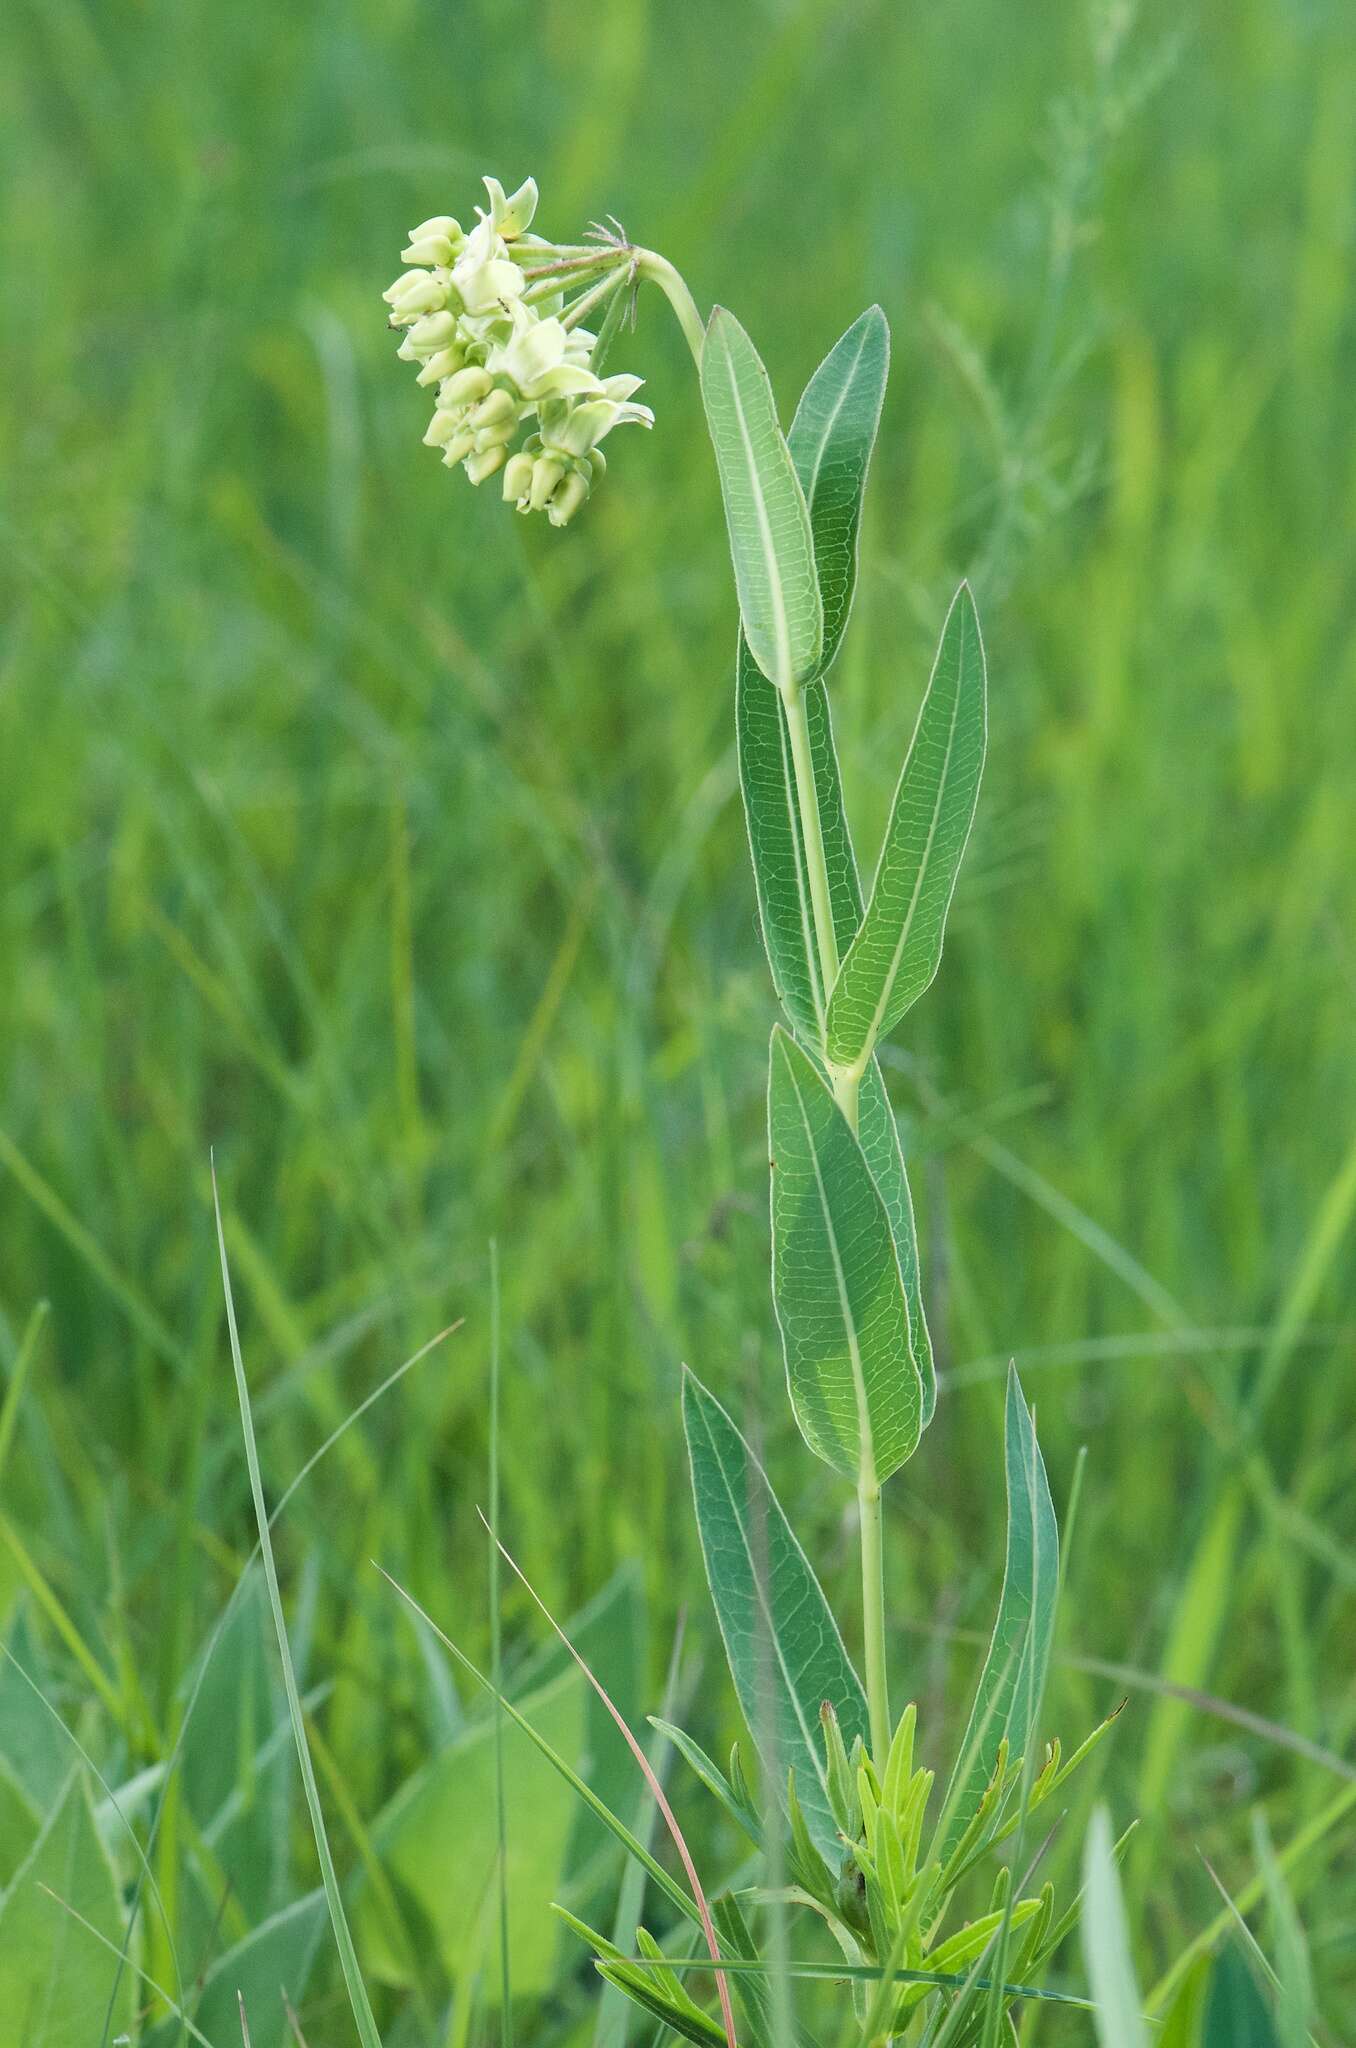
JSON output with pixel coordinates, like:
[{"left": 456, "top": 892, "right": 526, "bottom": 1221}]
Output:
[
  {"left": 701, "top": 308, "right": 822, "bottom": 689},
  {"left": 0, "top": 1761, "right": 40, "bottom": 1888},
  {"left": 1158, "top": 1956, "right": 1212, "bottom": 2047},
  {"left": 826, "top": 584, "right": 987, "bottom": 1070},
  {"left": 939, "top": 1366, "right": 1058, "bottom": 1857},
  {"left": 768, "top": 1026, "right": 922, "bottom": 1483},
  {"left": 1081, "top": 1805, "right": 1148, "bottom": 2048},
  {"left": 1253, "top": 1813, "right": 1312, "bottom": 2048},
  {"left": 1204, "top": 1946, "right": 1279, "bottom": 2047},
  {"left": 682, "top": 1368, "right": 869, "bottom": 1862},
  {"left": 214, "top": 1174, "right": 384, "bottom": 2048},
  {"left": 0, "top": 1770, "right": 135, "bottom": 2046}
]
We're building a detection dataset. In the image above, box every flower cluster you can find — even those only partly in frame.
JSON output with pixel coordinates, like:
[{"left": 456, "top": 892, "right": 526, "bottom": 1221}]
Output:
[{"left": 383, "top": 177, "right": 653, "bottom": 526}]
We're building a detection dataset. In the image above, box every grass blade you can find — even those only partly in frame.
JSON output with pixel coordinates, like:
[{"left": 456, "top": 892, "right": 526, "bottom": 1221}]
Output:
[
  {"left": 1080, "top": 1805, "right": 1148, "bottom": 2048},
  {"left": 213, "top": 1163, "right": 383, "bottom": 2048}
]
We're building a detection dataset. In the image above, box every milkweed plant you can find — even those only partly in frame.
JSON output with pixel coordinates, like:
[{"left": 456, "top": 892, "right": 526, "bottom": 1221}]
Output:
[{"left": 374, "top": 174, "right": 1212, "bottom": 2047}]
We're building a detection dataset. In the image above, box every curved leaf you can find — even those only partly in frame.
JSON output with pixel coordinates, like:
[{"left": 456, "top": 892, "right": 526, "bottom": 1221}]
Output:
[
  {"left": 702, "top": 308, "right": 823, "bottom": 689},
  {"left": 682, "top": 1368, "right": 869, "bottom": 1861},
  {"left": 939, "top": 1366, "right": 1058, "bottom": 1858},
  {"left": 768, "top": 1026, "right": 922, "bottom": 1483},
  {"left": 856, "top": 1060, "right": 935, "bottom": 1425},
  {"left": 792, "top": 303, "right": 890, "bottom": 681},
  {"left": 736, "top": 307, "right": 891, "bottom": 1037},
  {"left": 737, "top": 643, "right": 861, "bottom": 1039},
  {"left": 826, "top": 584, "right": 987, "bottom": 1071}
]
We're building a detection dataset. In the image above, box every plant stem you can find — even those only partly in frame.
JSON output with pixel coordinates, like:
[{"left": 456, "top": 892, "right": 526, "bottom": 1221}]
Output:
[
  {"left": 859, "top": 1477, "right": 891, "bottom": 1769},
  {"left": 654, "top": 244, "right": 892, "bottom": 1761},
  {"left": 782, "top": 678, "right": 889, "bottom": 1764},
  {"left": 635, "top": 250, "right": 706, "bottom": 367}
]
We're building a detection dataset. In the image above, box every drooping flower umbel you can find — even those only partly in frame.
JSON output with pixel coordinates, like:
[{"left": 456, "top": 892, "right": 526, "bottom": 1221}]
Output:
[{"left": 382, "top": 175, "right": 654, "bottom": 526}]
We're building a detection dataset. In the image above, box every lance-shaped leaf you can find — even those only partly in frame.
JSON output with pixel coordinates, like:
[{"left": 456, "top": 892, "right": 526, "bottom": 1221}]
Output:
[
  {"left": 857, "top": 1059, "right": 936, "bottom": 1426},
  {"left": 738, "top": 642, "right": 860, "bottom": 1038},
  {"left": 938, "top": 1367, "right": 1058, "bottom": 1859},
  {"left": 826, "top": 584, "right": 987, "bottom": 1071},
  {"left": 793, "top": 303, "right": 890, "bottom": 681},
  {"left": 702, "top": 308, "right": 823, "bottom": 689},
  {"left": 682, "top": 1369, "right": 869, "bottom": 1861},
  {"left": 769, "top": 1026, "right": 922, "bottom": 1483},
  {"left": 736, "top": 307, "right": 889, "bottom": 1038}
]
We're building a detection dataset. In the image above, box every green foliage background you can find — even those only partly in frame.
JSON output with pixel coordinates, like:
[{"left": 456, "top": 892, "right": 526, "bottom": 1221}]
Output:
[{"left": 1, "top": 0, "right": 1354, "bottom": 2036}]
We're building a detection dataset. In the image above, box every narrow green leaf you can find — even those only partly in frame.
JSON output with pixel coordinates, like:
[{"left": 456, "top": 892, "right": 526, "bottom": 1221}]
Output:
[
  {"left": 701, "top": 308, "right": 823, "bottom": 689},
  {"left": 1080, "top": 1805, "right": 1148, "bottom": 2048},
  {"left": 682, "top": 1368, "right": 869, "bottom": 1862},
  {"left": 214, "top": 1175, "right": 384, "bottom": 2048},
  {"left": 737, "top": 641, "right": 860, "bottom": 1038},
  {"left": 826, "top": 584, "right": 987, "bottom": 1070},
  {"left": 856, "top": 1059, "right": 935, "bottom": 1425},
  {"left": 735, "top": 306, "right": 889, "bottom": 1035},
  {"left": 939, "top": 1366, "right": 1058, "bottom": 1857},
  {"left": 1204, "top": 1947, "right": 1280, "bottom": 2048},
  {"left": 768, "top": 1026, "right": 922, "bottom": 1483},
  {"left": 793, "top": 304, "right": 890, "bottom": 678},
  {"left": 1158, "top": 1956, "right": 1211, "bottom": 2048}
]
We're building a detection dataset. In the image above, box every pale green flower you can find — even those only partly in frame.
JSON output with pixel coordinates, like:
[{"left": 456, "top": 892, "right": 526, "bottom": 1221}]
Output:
[
  {"left": 385, "top": 172, "right": 655, "bottom": 523},
  {"left": 480, "top": 176, "right": 538, "bottom": 239}
]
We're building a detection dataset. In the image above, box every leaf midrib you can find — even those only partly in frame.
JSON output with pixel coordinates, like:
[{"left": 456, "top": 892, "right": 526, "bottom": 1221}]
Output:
[
  {"left": 717, "top": 331, "right": 797, "bottom": 691},
  {"left": 835, "top": 602, "right": 971, "bottom": 1067},
  {"left": 779, "top": 1042, "right": 880, "bottom": 1485},
  {"left": 690, "top": 1399, "right": 835, "bottom": 1813}
]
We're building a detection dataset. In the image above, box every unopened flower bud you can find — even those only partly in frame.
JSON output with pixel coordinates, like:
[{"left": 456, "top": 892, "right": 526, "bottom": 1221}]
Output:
[
  {"left": 407, "top": 311, "right": 459, "bottom": 354},
  {"left": 529, "top": 455, "right": 566, "bottom": 512},
  {"left": 547, "top": 469, "right": 590, "bottom": 527},
  {"left": 383, "top": 270, "right": 448, "bottom": 319},
  {"left": 402, "top": 234, "right": 458, "bottom": 266},
  {"left": 470, "top": 388, "right": 517, "bottom": 430},
  {"left": 465, "top": 444, "right": 508, "bottom": 484},
  {"left": 423, "top": 409, "right": 466, "bottom": 447},
  {"left": 415, "top": 346, "right": 464, "bottom": 387},
  {"left": 502, "top": 451, "right": 535, "bottom": 505},
  {"left": 408, "top": 214, "right": 463, "bottom": 245},
  {"left": 440, "top": 366, "right": 493, "bottom": 407},
  {"left": 440, "top": 432, "right": 476, "bottom": 466}
]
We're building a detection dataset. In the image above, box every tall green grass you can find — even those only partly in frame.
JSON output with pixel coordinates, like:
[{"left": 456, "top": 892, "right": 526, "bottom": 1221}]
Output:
[{"left": 1, "top": 0, "right": 1354, "bottom": 2038}]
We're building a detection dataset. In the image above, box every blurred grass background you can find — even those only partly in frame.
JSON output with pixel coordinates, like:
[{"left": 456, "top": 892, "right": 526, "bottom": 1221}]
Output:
[{"left": 2, "top": 0, "right": 1355, "bottom": 2037}]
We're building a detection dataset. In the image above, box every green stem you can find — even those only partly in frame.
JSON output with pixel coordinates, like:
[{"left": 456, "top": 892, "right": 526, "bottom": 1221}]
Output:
[
  {"left": 859, "top": 1478, "right": 891, "bottom": 1768},
  {"left": 783, "top": 682, "right": 888, "bottom": 1763},
  {"left": 648, "top": 239, "right": 891, "bottom": 1760},
  {"left": 635, "top": 249, "right": 706, "bottom": 367}
]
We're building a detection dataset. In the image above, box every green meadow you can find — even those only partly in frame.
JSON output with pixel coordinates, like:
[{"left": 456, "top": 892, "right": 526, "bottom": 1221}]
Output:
[{"left": 2, "top": 0, "right": 1354, "bottom": 2039}]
